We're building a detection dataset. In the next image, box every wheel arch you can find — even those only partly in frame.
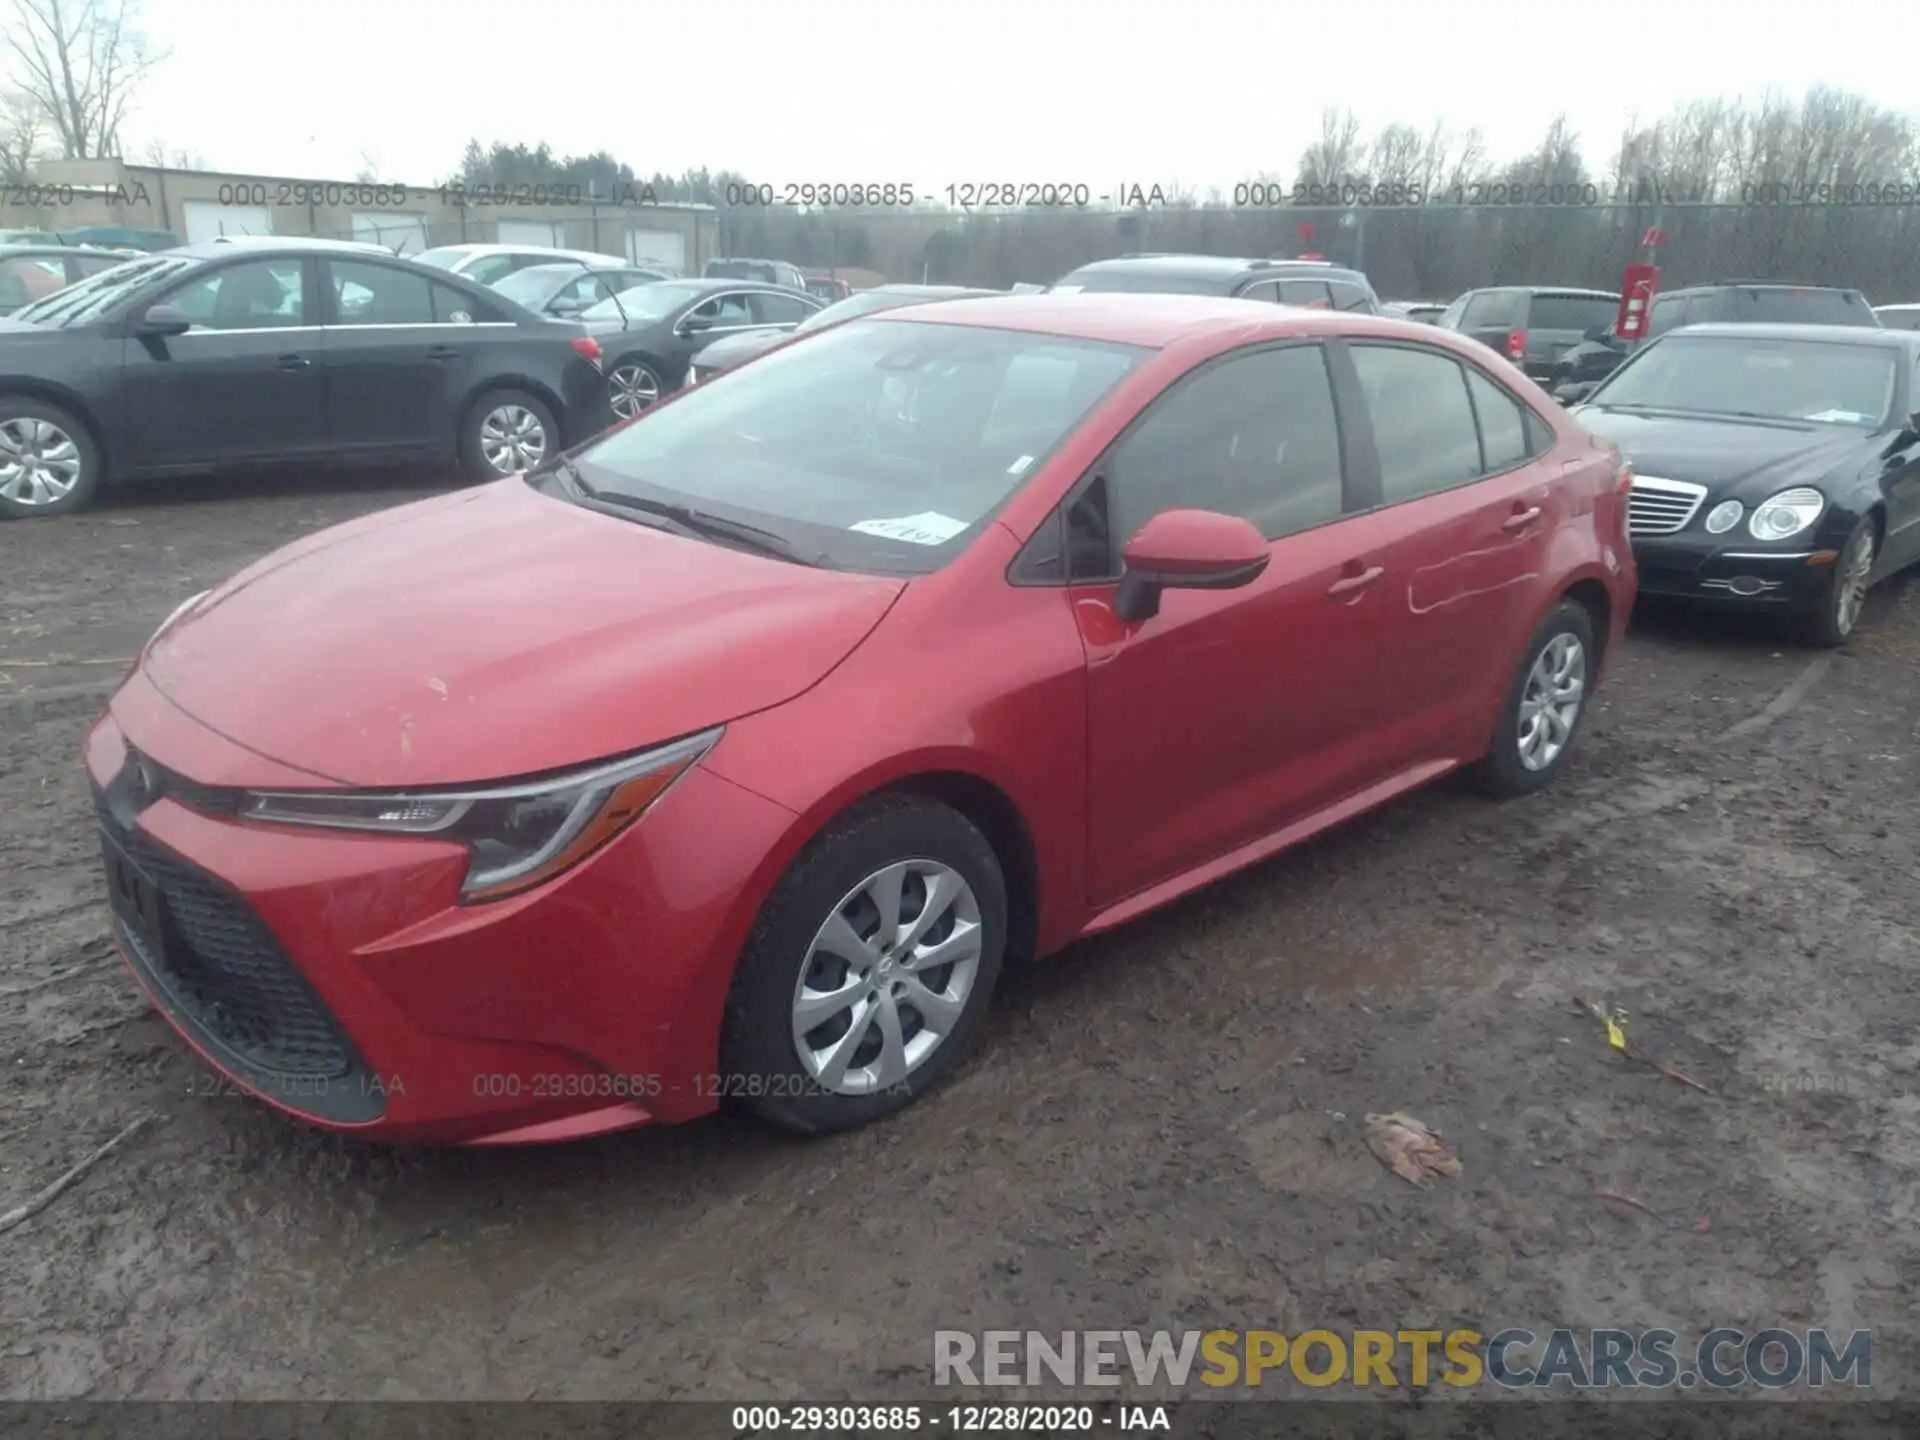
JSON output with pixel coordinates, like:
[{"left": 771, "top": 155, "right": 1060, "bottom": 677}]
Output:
[{"left": 456, "top": 377, "right": 565, "bottom": 443}]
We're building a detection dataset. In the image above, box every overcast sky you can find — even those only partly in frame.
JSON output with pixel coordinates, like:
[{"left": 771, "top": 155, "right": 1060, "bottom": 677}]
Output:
[{"left": 120, "top": 0, "right": 1912, "bottom": 189}]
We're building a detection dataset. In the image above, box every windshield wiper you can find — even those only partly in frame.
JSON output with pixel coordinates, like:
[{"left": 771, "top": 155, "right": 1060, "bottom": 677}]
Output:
[{"left": 562, "top": 472, "right": 825, "bottom": 566}]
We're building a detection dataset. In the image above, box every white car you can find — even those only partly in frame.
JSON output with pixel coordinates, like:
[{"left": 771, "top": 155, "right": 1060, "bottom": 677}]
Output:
[
  {"left": 413, "top": 243, "right": 634, "bottom": 287},
  {"left": 1873, "top": 303, "right": 1920, "bottom": 331}
]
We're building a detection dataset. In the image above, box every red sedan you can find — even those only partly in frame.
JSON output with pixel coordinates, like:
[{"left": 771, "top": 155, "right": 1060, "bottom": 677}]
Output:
[{"left": 85, "top": 295, "right": 1636, "bottom": 1144}]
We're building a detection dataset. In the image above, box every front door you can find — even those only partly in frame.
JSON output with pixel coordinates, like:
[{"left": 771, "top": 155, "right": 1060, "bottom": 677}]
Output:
[
  {"left": 119, "top": 255, "right": 328, "bottom": 470},
  {"left": 1075, "top": 342, "right": 1396, "bottom": 906}
]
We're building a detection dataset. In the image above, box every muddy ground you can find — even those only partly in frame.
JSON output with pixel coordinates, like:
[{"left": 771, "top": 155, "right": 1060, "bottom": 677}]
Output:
[{"left": 3, "top": 468, "right": 1917, "bottom": 1404}]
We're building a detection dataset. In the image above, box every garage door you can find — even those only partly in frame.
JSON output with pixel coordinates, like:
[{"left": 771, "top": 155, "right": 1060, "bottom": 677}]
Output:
[
  {"left": 494, "top": 219, "right": 563, "bottom": 246},
  {"left": 352, "top": 212, "right": 427, "bottom": 255},
  {"left": 627, "top": 229, "right": 686, "bottom": 271},
  {"left": 182, "top": 201, "right": 272, "bottom": 242}
]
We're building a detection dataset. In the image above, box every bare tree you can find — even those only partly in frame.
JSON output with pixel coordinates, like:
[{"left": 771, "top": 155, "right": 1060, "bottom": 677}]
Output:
[
  {"left": 136, "top": 135, "right": 204, "bottom": 168},
  {"left": 0, "top": 87, "right": 44, "bottom": 181},
  {"left": 1294, "top": 107, "right": 1364, "bottom": 186},
  {"left": 5, "top": 0, "right": 167, "bottom": 159}
]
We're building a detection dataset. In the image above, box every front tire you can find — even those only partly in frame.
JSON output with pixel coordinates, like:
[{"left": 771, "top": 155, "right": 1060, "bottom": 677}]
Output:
[
  {"left": 1474, "top": 600, "right": 1597, "bottom": 798},
  {"left": 459, "top": 390, "right": 556, "bottom": 481},
  {"left": 720, "top": 796, "right": 1008, "bottom": 1134},
  {"left": 0, "top": 398, "right": 101, "bottom": 518},
  {"left": 1799, "top": 517, "right": 1875, "bottom": 649}
]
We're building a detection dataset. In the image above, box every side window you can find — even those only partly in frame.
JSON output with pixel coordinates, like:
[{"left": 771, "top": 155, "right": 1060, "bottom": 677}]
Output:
[
  {"left": 1278, "top": 279, "right": 1332, "bottom": 309},
  {"left": 328, "top": 261, "right": 434, "bottom": 325},
  {"left": 1645, "top": 296, "right": 1688, "bottom": 337},
  {"left": 73, "top": 254, "right": 126, "bottom": 280},
  {"left": 1461, "top": 290, "right": 1521, "bottom": 328},
  {"left": 752, "top": 291, "right": 817, "bottom": 326},
  {"left": 688, "top": 292, "right": 756, "bottom": 328},
  {"left": 1329, "top": 279, "right": 1375, "bottom": 313},
  {"left": 553, "top": 272, "right": 606, "bottom": 307},
  {"left": 430, "top": 281, "right": 484, "bottom": 324},
  {"left": 163, "top": 259, "right": 306, "bottom": 330},
  {"left": 1237, "top": 279, "right": 1282, "bottom": 302},
  {"left": 1107, "top": 345, "right": 1345, "bottom": 544},
  {"left": 1463, "top": 366, "right": 1535, "bottom": 471},
  {"left": 0, "top": 256, "right": 64, "bottom": 309},
  {"left": 1351, "top": 344, "right": 1483, "bottom": 502}
]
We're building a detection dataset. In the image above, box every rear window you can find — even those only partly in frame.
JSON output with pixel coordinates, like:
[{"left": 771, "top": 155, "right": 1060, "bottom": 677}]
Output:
[
  {"left": 1053, "top": 269, "right": 1231, "bottom": 296},
  {"left": 1527, "top": 295, "right": 1619, "bottom": 331},
  {"left": 1459, "top": 291, "right": 1522, "bottom": 328},
  {"left": 1730, "top": 288, "right": 1875, "bottom": 325}
]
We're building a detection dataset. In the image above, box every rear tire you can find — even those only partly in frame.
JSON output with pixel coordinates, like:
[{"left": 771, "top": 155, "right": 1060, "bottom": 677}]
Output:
[
  {"left": 1798, "top": 517, "right": 1874, "bottom": 649},
  {"left": 1473, "top": 600, "right": 1597, "bottom": 798},
  {"left": 458, "top": 389, "right": 556, "bottom": 482},
  {"left": 0, "top": 397, "right": 102, "bottom": 518},
  {"left": 720, "top": 795, "right": 1008, "bottom": 1135}
]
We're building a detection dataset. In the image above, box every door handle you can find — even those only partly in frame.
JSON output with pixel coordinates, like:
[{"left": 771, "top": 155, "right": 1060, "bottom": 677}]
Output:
[
  {"left": 1325, "top": 564, "right": 1385, "bottom": 599},
  {"left": 1502, "top": 505, "right": 1543, "bottom": 531},
  {"left": 425, "top": 345, "right": 460, "bottom": 360},
  {"left": 278, "top": 354, "right": 311, "bottom": 370}
]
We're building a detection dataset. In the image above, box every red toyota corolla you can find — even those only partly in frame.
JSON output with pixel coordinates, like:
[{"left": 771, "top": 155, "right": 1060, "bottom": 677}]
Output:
[{"left": 86, "top": 295, "right": 1636, "bottom": 1144}]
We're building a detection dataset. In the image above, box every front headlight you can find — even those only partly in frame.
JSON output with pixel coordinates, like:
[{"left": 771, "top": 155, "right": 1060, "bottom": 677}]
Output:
[
  {"left": 1703, "top": 499, "right": 1744, "bottom": 534},
  {"left": 241, "top": 728, "right": 721, "bottom": 902},
  {"left": 1748, "top": 487, "right": 1824, "bottom": 541}
]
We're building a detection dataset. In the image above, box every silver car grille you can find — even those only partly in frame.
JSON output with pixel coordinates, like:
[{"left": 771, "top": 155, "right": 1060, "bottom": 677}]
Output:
[{"left": 1627, "top": 476, "right": 1708, "bottom": 536}]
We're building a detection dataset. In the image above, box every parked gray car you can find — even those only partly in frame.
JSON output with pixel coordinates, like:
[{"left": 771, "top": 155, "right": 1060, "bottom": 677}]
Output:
[
  {"left": 684, "top": 284, "right": 999, "bottom": 386},
  {"left": 1436, "top": 286, "right": 1621, "bottom": 382},
  {"left": 579, "top": 278, "right": 823, "bottom": 416}
]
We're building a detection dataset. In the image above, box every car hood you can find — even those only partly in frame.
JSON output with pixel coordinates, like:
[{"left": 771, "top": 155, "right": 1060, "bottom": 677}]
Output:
[
  {"left": 140, "top": 481, "right": 906, "bottom": 787},
  {"left": 1570, "top": 407, "right": 1877, "bottom": 498},
  {"left": 693, "top": 330, "right": 786, "bottom": 371}
]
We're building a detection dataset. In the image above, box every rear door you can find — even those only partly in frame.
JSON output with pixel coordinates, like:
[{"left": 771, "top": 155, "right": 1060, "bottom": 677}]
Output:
[
  {"left": 318, "top": 257, "right": 493, "bottom": 451},
  {"left": 1070, "top": 342, "right": 1399, "bottom": 904},
  {"left": 118, "top": 255, "right": 330, "bottom": 469},
  {"left": 1521, "top": 292, "right": 1621, "bottom": 379},
  {"left": 749, "top": 289, "right": 822, "bottom": 331},
  {"left": 1343, "top": 340, "right": 1567, "bottom": 759}
]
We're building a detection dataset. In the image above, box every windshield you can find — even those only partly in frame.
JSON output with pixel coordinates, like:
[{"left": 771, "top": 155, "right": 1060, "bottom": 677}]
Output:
[
  {"left": 583, "top": 279, "right": 699, "bottom": 323},
  {"left": 12, "top": 255, "right": 192, "bottom": 327},
  {"left": 794, "top": 290, "right": 927, "bottom": 334},
  {"left": 412, "top": 248, "right": 465, "bottom": 270},
  {"left": 490, "top": 265, "right": 579, "bottom": 304},
  {"left": 570, "top": 317, "right": 1148, "bottom": 573},
  {"left": 1590, "top": 335, "right": 1899, "bottom": 427}
]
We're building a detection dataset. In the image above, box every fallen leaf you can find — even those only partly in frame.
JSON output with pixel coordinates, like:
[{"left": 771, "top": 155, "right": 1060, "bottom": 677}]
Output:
[{"left": 1364, "top": 1112, "right": 1462, "bottom": 1188}]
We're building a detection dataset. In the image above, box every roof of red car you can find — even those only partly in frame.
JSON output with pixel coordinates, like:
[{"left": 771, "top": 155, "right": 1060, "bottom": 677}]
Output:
[{"left": 871, "top": 292, "right": 1432, "bottom": 348}]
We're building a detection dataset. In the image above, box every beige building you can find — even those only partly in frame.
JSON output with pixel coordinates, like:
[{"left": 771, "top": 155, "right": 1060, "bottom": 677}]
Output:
[{"left": 3, "top": 158, "right": 721, "bottom": 272}]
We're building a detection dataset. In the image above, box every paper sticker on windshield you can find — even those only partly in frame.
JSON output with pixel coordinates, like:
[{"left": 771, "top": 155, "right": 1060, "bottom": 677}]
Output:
[
  {"left": 1804, "top": 408, "right": 1872, "bottom": 424},
  {"left": 850, "top": 512, "right": 969, "bottom": 545},
  {"left": 1008, "top": 454, "right": 1035, "bottom": 475},
  {"left": 448, "top": 310, "right": 473, "bottom": 324}
]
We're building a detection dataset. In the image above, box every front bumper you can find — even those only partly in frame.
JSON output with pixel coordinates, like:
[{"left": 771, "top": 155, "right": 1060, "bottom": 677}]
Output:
[
  {"left": 83, "top": 679, "right": 798, "bottom": 1144},
  {"left": 1630, "top": 532, "right": 1840, "bottom": 611}
]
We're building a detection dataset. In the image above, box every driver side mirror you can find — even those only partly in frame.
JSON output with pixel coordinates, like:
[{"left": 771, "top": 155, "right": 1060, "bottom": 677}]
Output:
[
  {"left": 1113, "top": 509, "right": 1270, "bottom": 623},
  {"left": 1555, "top": 381, "right": 1598, "bottom": 406},
  {"left": 676, "top": 311, "right": 715, "bottom": 337},
  {"left": 548, "top": 297, "right": 587, "bottom": 317},
  {"left": 136, "top": 302, "right": 193, "bottom": 337}
]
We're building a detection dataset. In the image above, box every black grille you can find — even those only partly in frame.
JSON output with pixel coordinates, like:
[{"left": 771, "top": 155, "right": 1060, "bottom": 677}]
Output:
[
  {"left": 124, "top": 747, "right": 242, "bottom": 817},
  {"left": 95, "top": 753, "right": 381, "bottom": 1122}
]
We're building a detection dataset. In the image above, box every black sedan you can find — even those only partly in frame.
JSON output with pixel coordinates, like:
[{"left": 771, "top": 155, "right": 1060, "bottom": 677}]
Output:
[
  {"left": 577, "top": 278, "right": 822, "bottom": 417},
  {"left": 685, "top": 283, "right": 999, "bottom": 386},
  {"left": 1572, "top": 324, "right": 1920, "bottom": 645},
  {"left": 0, "top": 238, "right": 614, "bottom": 518}
]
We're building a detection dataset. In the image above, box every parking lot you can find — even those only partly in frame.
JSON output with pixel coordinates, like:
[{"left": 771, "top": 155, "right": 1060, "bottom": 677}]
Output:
[{"left": 2, "top": 468, "right": 1916, "bottom": 1399}]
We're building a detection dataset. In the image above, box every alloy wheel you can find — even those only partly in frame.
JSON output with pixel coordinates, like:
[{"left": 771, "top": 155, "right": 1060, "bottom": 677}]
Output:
[
  {"left": 790, "top": 859, "right": 984, "bottom": 1096},
  {"left": 1834, "top": 529, "right": 1875, "bottom": 637},
  {"left": 1517, "top": 632, "right": 1586, "bottom": 772},
  {"left": 609, "top": 364, "right": 660, "bottom": 419},
  {"left": 478, "top": 405, "right": 548, "bottom": 474},
  {"left": 0, "top": 417, "right": 83, "bottom": 507}
]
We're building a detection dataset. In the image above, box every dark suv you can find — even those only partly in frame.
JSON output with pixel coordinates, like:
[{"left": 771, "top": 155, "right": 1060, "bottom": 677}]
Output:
[
  {"left": 1050, "top": 254, "right": 1381, "bottom": 312},
  {"left": 1435, "top": 287, "right": 1620, "bottom": 382},
  {"left": 1549, "top": 281, "right": 1880, "bottom": 401}
]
